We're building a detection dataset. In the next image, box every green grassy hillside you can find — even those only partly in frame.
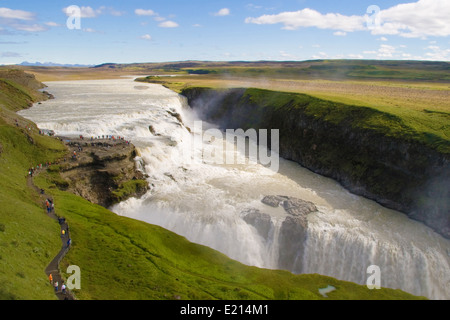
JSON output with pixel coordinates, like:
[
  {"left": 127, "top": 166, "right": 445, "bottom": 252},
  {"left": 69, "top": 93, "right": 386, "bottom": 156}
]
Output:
[
  {"left": 243, "top": 87, "right": 450, "bottom": 154},
  {"left": 0, "top": 70, "right": 425, "bottom": 300},
  {"left": 0, "top": 78, "right": 66, "bottom": 299}
]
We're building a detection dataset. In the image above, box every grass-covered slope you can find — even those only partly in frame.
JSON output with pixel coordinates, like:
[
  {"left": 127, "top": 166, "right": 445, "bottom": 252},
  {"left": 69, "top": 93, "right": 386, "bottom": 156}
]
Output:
[
  {"left": 0, "top": 76, "right": 67, "bottom": 299},
  {"left": 242, "top": 88, "right": 450, "bottom": 154},
  {"left": 0, "top": 70, "right": 424, "bottom": 300}
]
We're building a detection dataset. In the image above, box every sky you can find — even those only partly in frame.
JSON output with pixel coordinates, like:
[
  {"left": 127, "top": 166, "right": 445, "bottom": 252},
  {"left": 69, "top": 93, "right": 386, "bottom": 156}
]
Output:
[{"left": 0, "top": 0, "right": 449, "bottom": 65}]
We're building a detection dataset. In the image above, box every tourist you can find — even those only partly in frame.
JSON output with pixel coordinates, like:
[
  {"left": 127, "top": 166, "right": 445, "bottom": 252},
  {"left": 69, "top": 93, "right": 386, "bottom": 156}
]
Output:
[{"left": 61, "top": 283, "right": 66, "bottom": 294}]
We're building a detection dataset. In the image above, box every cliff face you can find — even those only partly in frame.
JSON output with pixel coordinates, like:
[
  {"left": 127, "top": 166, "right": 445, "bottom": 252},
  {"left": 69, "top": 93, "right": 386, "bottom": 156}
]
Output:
[
  {"left": 242, "top": 195, "right": 317, "bottom": 272},
  {"left": 0, "top": 70, "right": 53, "bottom": 112},
  {"left": 182, "top": 87, "right": 450, "bottom": 239},
  {"left": 57, "top": 138, "right": 149, "bottom": 208}
]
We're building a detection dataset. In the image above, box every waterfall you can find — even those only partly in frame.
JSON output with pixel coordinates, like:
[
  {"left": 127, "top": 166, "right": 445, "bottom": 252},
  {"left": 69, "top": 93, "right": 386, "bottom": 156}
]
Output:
[{"left": 18, "top": 78, "right": 450, "bottom": 299}]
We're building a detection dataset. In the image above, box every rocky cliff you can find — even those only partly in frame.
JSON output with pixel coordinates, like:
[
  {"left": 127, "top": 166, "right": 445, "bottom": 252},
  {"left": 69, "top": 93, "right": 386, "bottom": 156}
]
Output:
[
  {"left": 181, "top": 87, "right": 450, "bottom": 239},
  {"left": 56, "top": 137, "right": 149, "bottom": 208},
  {"left": 242, "top": 195, "right": 317, "bottom": 272}
]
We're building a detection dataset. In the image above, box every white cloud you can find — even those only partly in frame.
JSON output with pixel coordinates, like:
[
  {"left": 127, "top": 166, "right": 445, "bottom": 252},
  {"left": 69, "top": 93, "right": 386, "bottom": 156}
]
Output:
[
  {"left": 82, "top": 28, "right": 103, "bottom": 33},
  {"left": 423, "top": 45, "right": 450, "bottom": 60},
  {"left": 245, "top": 0, "right": 450, "bottom": 38},
  {"left": 0, "top": 7, "right": 35, "bottom": 20},
  {"left": 158, "top": 20, "right": 179, "bottom": 28},
  {"left": 140, "top": 34, "right": 152, "bottom": 41},
  {"left": 311, "top": 52, "right": 328, "bottom": 59},
  {"left": 215, "top": 8, "right": 230, "bottom": 16},
  {"left": 12, "top": 23, "right": 47, "bottom": 32},
  {"left": 45, "top": 21, "right": 61, "bottom": 27},
  {"left": 135, "top": 9, "right": 156, "bottom": 16},
  {"left": 279, "top": 50, "right": 301, "bottom": 60},
  {"left": 378, "top": 37, "right": 388, "bottom": 41},
  {"left": 63, "top": 6, "right": 102, "bottom": 18},
  {"left": 377, "top": 44, "right": 397, "bottom": 58},
  {"left": 333, "top": 31, "right": 347, "bottom": 36},
  {"left": 372, "top": 0, "right": 450, "bottom": 38},
  {"left": 348, "top": 54, "right": 364, "bottom": 59},
  {"left": 245, "top": 8, "right": 365, "bottom": 32},
  {"left": 0, "top": 7, "right": 47, "bottom": 33}
]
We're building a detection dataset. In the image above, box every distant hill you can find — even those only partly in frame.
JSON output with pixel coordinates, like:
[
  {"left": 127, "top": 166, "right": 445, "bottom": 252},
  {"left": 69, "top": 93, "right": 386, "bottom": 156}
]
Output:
[
  {"left": 19, "top": 61, "right": 94, "bottom": 68},
  {"left": 91, "top": 59, "right": 450, "bottom": 82}
]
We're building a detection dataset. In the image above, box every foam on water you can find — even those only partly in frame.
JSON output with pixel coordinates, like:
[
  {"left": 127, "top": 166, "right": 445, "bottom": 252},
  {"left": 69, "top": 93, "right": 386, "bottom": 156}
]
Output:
[{"left": 19, "top": 78, "right": 450, "bottom": 299}]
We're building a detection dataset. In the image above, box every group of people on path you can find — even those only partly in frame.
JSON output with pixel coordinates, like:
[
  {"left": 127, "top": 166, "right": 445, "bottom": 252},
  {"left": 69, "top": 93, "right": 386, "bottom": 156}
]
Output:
[
  {"left": 61, "top": 224, "right": 72, "bottom": 248},
  {"left": 48, "top": 273, "right": 68, "bottom": 295},
  {"left": 28, "top": 162, "right": 53, "bottom": 177},
  {"left": 26, "top": 146, "right": 75, "bottom": 300},
  {"left": 45, "top": 198, "right": 55, "bottom": 214}
]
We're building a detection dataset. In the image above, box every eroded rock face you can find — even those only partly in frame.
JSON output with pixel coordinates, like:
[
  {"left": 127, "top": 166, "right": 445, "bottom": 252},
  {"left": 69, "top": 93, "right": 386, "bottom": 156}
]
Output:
[
  {"left": 242, "top": 195, "right": 318, "bottom": 272},
  {"left": 278, "top": 216, "right": 308, "bottom": 273},
  {"left": 183, "top": 87, "right": 450, "bottom": 239},
  {"left": 58, "top": 138, "right": 148, "bottom": 208},
  {"left": 241, "top": 208, "right": 274, "bottom": 240}
]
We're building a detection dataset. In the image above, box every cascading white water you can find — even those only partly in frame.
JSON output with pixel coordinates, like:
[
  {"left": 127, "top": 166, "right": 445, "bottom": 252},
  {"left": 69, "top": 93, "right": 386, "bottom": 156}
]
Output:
[{"left": 19, "top": 78, "right": 450, "bottom": 299}]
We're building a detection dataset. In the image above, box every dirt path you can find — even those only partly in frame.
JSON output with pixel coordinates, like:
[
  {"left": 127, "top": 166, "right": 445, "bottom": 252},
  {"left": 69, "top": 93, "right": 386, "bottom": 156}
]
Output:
[{"left": 26, "top": 171, "right": 76, "bottom": 300}]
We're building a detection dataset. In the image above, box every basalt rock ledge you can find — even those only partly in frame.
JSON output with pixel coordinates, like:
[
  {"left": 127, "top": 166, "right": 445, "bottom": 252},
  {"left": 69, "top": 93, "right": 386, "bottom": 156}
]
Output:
[{"left": 56, "top": 137, "right": 149, "bottom": 208}]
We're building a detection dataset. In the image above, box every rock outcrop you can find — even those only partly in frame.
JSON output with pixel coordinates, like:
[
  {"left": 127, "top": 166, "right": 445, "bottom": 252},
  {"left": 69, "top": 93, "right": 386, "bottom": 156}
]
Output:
[
  {"left": 57, "top": 137, "right": 149, "bottom": 208},
  {"left": 242, "top": 195, "right": 317, "bottom": 272},
  {"left": 242, "top": 208, "right": 273, "bottom": 240},
  {"left": 183, "top": 87, "right": 450, "bottom": 239}
]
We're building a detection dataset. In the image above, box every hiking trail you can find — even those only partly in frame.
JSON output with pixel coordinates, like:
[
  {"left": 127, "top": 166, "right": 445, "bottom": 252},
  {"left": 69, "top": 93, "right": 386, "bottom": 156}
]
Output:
[{"left": 27, "top": 170, "right": 76, "bottom": 300}]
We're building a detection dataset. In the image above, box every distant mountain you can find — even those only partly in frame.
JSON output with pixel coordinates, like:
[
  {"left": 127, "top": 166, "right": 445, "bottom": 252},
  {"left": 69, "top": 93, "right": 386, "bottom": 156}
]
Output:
[
  {"left": 91, "top": 63, "right": 119, "bottom": 69},
  {"left": 19, "top": 61, "right": 94, "bottom": 67}
]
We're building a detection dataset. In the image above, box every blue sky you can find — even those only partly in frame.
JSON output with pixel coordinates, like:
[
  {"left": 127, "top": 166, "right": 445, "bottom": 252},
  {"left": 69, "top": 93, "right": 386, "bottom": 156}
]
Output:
[{"left": 0, "top": 0, "right": 449, "bottom": 65}]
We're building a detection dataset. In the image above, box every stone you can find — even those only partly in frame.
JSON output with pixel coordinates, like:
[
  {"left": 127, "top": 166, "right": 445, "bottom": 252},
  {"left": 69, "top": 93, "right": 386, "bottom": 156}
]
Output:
[
  {"left": 241, "top": 208, "right": 273, "bottom": 240},
  {"left": 261, "top": 195, "right": 286, "bottom": 207},
  {"left": 282, "top": 198, "right": 317, "bottom": 217},
  {"left": 261, "top": 195, "right": 317, "bottom": 217}
]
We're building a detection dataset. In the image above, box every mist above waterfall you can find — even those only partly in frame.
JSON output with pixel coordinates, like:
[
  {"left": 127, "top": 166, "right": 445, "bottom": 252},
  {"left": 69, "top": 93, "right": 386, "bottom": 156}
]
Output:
[{"left": 18, "top": 78, "right": 450, "bottom": 299}]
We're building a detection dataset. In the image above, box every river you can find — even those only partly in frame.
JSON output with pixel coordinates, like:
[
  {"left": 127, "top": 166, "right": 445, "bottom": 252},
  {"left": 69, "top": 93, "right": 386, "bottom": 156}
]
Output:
[{"left": 18, "top": 78, "right": 450, "bottom": 299}]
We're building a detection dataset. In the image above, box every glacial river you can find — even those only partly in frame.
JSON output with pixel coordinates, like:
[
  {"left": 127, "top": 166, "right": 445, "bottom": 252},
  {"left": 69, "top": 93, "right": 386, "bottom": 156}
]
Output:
[{"left": 19, "top": 78, "right": 450, "bottom": 299}]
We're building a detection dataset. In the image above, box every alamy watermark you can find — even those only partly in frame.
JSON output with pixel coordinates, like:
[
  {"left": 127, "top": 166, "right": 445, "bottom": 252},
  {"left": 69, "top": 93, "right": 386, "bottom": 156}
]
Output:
[
  {"left": 366, "top": 265, "right": 381, "bottom": 290},
  {"left": 366, "top": 5, "right": 382, "bottom": 30},
  {"left": 189, "top": 121, "right": 280, "bottom": 173},
  {"left": 66, "top": 265, "right": 81, "bottom": 290},
  {"left": 66, "top": 5, "right": 82, "bottom": 30}
]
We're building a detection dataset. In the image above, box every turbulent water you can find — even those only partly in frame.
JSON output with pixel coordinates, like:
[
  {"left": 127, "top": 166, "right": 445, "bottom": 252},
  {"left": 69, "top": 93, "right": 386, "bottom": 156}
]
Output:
[{"left": 19, "top": 78, "right": 450, "bottom": 299}]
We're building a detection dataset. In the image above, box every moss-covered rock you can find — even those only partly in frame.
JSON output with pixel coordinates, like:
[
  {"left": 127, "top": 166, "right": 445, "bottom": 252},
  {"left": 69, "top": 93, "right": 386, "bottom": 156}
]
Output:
[{"left": 57, "top": 138, "right": 149, "bottom": 208}]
